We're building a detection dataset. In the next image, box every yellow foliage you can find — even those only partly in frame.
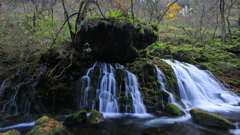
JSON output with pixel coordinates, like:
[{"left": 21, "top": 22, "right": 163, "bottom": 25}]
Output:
[
  {"left": 26, "top": 13, "right": 34, "bottom": 17},
  {"left": 163, "top": 2, "right": 182, "bottom": 23},
  {"left": 0, "top": 14, "right": 5, "bottom": 20},
  {"left": 169, "top": 26, "right": 179, "bottom": 30}
]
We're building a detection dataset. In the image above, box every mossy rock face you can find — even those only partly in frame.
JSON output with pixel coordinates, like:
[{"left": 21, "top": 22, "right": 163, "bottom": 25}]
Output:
[
  {"left": 87, "top": 109, "right": 104, "bottom": 124},
  {"left": 125, "top": 58, "right": 178, "bottom": 113},
  {"left": 0, "top": 129, "right": 20, "bottom": 135},
  {"left": 190, "top": 109, "right": 235, "bottom": 129},
  {"left": 26, "top": 116, "right": 64, "bottom": 135},
  {"left": 165, "top": 103, "right": 185, "bottom": 116},
  {"left": 64, "top": 110, "right": 87, "bottom": 123}
]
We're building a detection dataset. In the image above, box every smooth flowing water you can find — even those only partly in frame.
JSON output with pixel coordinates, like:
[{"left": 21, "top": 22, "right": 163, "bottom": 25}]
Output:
[
  {"left": 0, "top": 79, "right": 10, "bottom": 98},
  {"left": 163, "top": 60, "right": 240, "bottom": 113},
  {"left": 78, "top": 62, "right": 146, "bottom": 114},
  {"left": 2, "top": 83, "right": 22, "bottom": 114}
]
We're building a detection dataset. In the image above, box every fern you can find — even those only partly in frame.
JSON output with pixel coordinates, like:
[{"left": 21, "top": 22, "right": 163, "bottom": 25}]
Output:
[
  {"left": 140, "top": 28, "right": 145, "bottom": 35},
  {"left": 105, "top": 9, "right": 123, "bottom": 19}
]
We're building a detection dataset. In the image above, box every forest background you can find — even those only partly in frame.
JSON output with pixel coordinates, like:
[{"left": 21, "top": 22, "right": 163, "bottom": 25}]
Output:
[{"left": 0, "top": 0, "right": 240, "bottom": 91}]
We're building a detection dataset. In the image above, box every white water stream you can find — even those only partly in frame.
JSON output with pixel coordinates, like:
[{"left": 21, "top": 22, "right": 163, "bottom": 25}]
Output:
[
  {"left": 163, "top": 60, "right": 240, "bottom": 113},
  {"left": 2, "top": 83, "right": 22, "bottom": 114},
  {"left": 79, "top": 62, "right": 146, "bottom": 114}
]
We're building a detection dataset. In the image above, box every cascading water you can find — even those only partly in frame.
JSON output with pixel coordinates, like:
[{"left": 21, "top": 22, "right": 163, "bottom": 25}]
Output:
[
  {"left": 0, "top": 79, "right": 10, "bottom": 98},
  {"left": 2, "top": 83, "right": 21, "bottom": 114},
  {"left": 155, "top": 66, "right": 175, "bottom": 103},
  {"left": 78, "top": 62, "right": 146, "bottom": 114},
  {"left": 155, "top": 66, "right": 185, "bottom": 111},
  {"left": 124, "top": 71, "right": 146, "bottom": 113},
  {"left": 97, "top": 62, "right": 119, "bottom": 113},
  {"left": 164, "top": 59, "right": 240, "bottom": 112}
]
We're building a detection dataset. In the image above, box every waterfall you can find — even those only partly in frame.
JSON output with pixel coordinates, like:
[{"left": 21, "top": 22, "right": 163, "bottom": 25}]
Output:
[
  {"left": 155, "top": 66, "right": 175, "bottom": 103},
  {"left": 164, "top": 59, "right": 240, "bottom": 112},
  {"left": 125, "top": 71, "right": 146, "bottom": 113},
  {"left": 2, "top": 83, "right": 21, "bottom": 114},
  {"left": 78, "top": 62, "right": 146, "bottom": 113},
  {"left": 155, "top": 66, "right": 184, "bottom": 111},
  {"left": 0, "top": 79, "right": 10, "bottom": 98},
  {"left": 97, "top": 62, "right": 119, "bottom": 113}
]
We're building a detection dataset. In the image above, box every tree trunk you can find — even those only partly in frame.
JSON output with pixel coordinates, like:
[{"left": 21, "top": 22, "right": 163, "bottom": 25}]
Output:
[{"left": 220, "top": 0, "right": 226, "bottom": 43}]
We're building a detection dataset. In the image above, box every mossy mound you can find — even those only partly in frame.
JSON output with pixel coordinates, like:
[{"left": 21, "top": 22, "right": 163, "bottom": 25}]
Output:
[
  {"left": 0, "top": 129, "right": 20, "bottom": 135},
  {"left": 64, "top": 110, "right": 87, "bottom": 123},
  {"left": 165, "top": 103, "right": 185, "bottom": 116},
  {"left": 75, "top": 18, "right": 157, "bottom": 63},
  {"left": 190, "top": 109, "right": 235, "bottom": 129},
  {"left": 26, "top": 116, "right": 65, "bottom": 135},
  {"left": 87, "top": 109, "right": 104, "bottom": 124}
]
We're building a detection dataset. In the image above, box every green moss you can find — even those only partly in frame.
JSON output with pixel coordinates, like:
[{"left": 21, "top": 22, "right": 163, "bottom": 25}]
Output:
[
  {"left": 166, "top": 103, "right": 185, "bottom": 116},
  {"left": 88, "top": 86, "right": 94, "bottom": 93},
  {"left": 87, "top": 109, "right": 104, "bottom": 124},
  {"left": 0, "top": 129, "right": 20, "bottom": 135},
  {"left": 95, "top": 98, "right": 100, "bottom": 102},
  {"left": 190, "top": 109, "right": 234, "bottom": 129},
  {"left": 27, "top": 116, "right": 64, "bottom": 135},
  {"left": 34, "top": 116, "right": 51, "bottom": 127},
  {"left": 159, "top": 90, "right": 170, "bottom": 99},
  {"left": 65, "top": 110, "right": 87, "bottom": 123}
]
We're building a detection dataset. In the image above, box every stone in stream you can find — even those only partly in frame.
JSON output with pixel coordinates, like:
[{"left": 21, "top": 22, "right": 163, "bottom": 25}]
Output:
[
  {"left": 87, "top": 109, "right": 104, "bottom": 124},
  {"left": 165, "top": 103, "right": 185, "bottom": 116},
  {"left": 26, "top": 116, "right": 65, "bottom": 135},
  {"left": 64, "top": 109, "right": 104, "bottom": 124},
  {"left": 64, "top": 110, "right": 87, "bottom": 124},
  {"left": 190, "top": 109, "right": 235, "bottom": 129}
]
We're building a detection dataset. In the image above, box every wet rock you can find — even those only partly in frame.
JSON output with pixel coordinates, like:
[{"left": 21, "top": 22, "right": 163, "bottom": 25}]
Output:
[
  {"left": 64, "top": 110, "right": 87, "bottom": 123},
  {"left": 165, "top": 103, "right": 185, "bottom": 116},
  {"left": 87, "top": 109, "right": 104, "bottom": 124},
  {"left": 0, "top": 129, "right": 20, "bottom": 135},
  {"left": 26, "top": 116, "right": 65, "bottom": 135},
  {"left": 190, "top": 109, "right": 235, "bottom": 129},
  {"left": 196, "top": 65, "right": 208, "bottom": 70},
  {"left": 75, "top": 18, "right": 157, "bottom": 63}
]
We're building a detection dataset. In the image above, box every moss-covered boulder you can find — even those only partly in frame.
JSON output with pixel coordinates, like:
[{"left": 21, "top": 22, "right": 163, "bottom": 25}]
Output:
[
  {"left": 0, "top": 129, "right": 20, "bottom": 135},
  {"left": 190, "top": 109, "right": 235, "bottom": 129},
  {"left": 64, "top": 110, "right": 87, "bottom": 123},
  {"left": 87, "top": 109, "right": 104, "bottom": 124},
  {"left": 165, "top": 103, "right": 185, "bottom": 116},
  {"left": 75, "top": 18, "right": 157, "bottom": 63},
  {"left": 26, "top": 116, "right": 65, "bottom": 135}
]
